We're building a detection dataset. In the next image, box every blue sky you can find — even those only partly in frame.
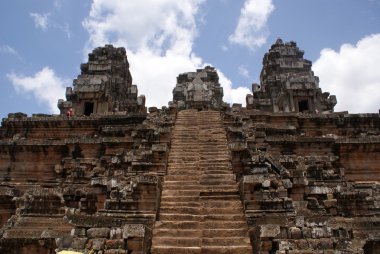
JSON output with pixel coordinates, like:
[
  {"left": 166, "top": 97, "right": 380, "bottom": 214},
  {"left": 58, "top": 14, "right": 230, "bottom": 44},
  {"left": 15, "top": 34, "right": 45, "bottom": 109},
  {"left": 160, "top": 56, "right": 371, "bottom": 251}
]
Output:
[{"left": 1, "top": 0, "right": 380, "bottom": 119}]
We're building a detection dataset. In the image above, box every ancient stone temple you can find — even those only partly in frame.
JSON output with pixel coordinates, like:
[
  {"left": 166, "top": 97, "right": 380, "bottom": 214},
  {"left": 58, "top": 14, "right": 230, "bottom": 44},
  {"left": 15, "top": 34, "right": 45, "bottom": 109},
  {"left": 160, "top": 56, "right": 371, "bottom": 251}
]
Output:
[{"left": 0, "top": 40, "right": 380, "bottom": 254}]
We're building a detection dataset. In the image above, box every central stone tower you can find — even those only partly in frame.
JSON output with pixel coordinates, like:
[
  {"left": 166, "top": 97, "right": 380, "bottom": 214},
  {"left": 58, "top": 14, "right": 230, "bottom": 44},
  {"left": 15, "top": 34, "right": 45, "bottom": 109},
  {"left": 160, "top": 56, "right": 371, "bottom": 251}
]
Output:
[{"left": 170, "top": 66, "right": 224, "bottom": 110}]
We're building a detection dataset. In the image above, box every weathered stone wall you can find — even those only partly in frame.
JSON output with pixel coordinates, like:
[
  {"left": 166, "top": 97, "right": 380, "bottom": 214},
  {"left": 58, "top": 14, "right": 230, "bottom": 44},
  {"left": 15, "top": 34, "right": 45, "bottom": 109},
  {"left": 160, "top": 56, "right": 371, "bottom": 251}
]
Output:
[
  {"left": 0, "top": 109, "right": 174, "bottom": 254},
  {"left": 223, "top": 107, "right": 380, "bottom": 253}
]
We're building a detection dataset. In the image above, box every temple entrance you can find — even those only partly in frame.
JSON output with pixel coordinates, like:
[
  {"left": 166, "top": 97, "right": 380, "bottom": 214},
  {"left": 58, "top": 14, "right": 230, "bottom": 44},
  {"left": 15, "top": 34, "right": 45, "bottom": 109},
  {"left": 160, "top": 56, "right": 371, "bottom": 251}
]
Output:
[
  {"left": 84, "top": 102, "right": 94, "bottom": 116},
  {"left": 298, "top": 100, "right": 309, "bottom": 112}
]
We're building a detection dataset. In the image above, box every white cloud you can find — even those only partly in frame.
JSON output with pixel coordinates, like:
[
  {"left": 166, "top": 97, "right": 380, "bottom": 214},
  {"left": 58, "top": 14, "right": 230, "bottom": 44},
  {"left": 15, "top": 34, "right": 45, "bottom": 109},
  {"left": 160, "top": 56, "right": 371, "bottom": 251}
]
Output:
[
  {"left": 313, "top": 34, "right": 380, "bottom": 113},
  {"left": 229, "top": 0, "right": 274, "bottom": 50},
  {"left": 81, "top": 0, "right": 250, "bottom": 108},
  {"left": 0, "top": 45, "right": 22, "bottom": 61},
  {"left": 238, "top": 65, "right": 250, "bottom": 78},
  {"left": 218, "top": 70, "right": 250, "bottom": 105},
  {"left": 7, "top": 67, "right": 67, "bottom": 114},
  {"left": 30, "top": 12, "right": 50, "bottom": 30}
]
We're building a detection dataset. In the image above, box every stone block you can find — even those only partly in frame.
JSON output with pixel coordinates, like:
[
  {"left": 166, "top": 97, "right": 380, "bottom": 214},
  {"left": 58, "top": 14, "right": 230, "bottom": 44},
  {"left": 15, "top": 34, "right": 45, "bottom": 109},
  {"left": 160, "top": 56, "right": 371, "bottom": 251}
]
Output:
[
  {"left": 71, "top": 237, "right": 88, "bottom": 250},
  {"left": 311, "top": 227, "right": 332, "bottom": 239},
  {"left": 123, "top": 224, "right": 145, "bottom": 238},
  {"left": 260, "top": 225, "right": 280, "bottom": 238},
  {"left": 308, "top": 238, "right": 334, "bottom": 250},
  {"left": 60, "top": 235, "right": 73, "bottom": 249},
  {"left": 289, "top": 227, "right": 302, "bottom": 239},
  {"left": 282, "top": 179, "right": 293, "bottom": 189},
  {"left": 151, "top": 144, "right": 167, "bottom": 152},
  {"left": 104, "top": 250, "right": 128, "bottom": 254},
  {"left": 277, "top": 240, "right": 290, "bottom": 251},
  {"left": 148, "top": 107, "right": 158, "bottom": 113},
  {"left": 302, "top": 227, "right": 312, "bottom": 238},
  {"left": 87, "top": 228, "right": 110, "bottom": 238},
  {"left": 110, "top": 228, "right": 123, "bottom": 239},
  {"left": 71, "top": 227, "right": 86, "bottom": 237},
  {"left": 105, "top": 239, "right": 124, "bottom": 249},
  {"left": 262, "top": 180, "right": 271, "bottom": 188},
  {"left": 288, "top": 239, "right": 309, "bottom": 249},
  {"left": 295, "top": 216, "right": 304, "bottom": 227},
  {"left": 92, "top": 238, "right": 106, "bottom": 250},
  {"left": 309, "top": 186, "right": 334, "bottom": 194}
]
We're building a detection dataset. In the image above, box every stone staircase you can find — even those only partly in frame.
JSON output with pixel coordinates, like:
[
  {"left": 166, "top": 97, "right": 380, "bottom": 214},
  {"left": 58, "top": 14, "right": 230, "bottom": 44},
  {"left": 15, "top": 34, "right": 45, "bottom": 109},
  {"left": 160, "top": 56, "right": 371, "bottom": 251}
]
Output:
[{"left": 151, "top": 110, "right": 252, "bottom": 254}]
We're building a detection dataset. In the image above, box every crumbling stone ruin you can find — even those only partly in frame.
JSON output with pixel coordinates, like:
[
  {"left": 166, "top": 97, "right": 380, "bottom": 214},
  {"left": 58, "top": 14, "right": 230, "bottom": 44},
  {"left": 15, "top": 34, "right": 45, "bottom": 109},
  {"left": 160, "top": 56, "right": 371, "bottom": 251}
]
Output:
[
  {"left": 247, "top": 39, "right": 337, "bottom": 113},
  {"left": 170, "top": 66, "right": 225, "bottom": 110},
  {"left": 0, "top": 40, "right": 379, "bottom": 254},
  {"left": 58, "top": 44, "right": 146, "bottom": 116}
]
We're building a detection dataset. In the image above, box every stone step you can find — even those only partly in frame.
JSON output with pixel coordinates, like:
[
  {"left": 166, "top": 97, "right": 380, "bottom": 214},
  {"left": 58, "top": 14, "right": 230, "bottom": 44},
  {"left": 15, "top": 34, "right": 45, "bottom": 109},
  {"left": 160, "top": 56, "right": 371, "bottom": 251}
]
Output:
[
  {"left": 199, "top": 174, "right": 236, "bottom": 181},
  {"left": 161, "top": 196, "right": 200, "bottom": 202},
  {"left": 165, "top": 175, "right": 200, "bottom": 181},
  {"left": 170, "top": 145, "right": 227, "bottom": 149},
  {"left": 162, "top": 180, "right": 200, "bottom": 186},
  {"left": 159, "top": 213, "right": 202, "bottom": 221},
  {"left": 202, "top": 229, "right": 249, "bottom": 238},
  {"left": 200, "top": 200, "right": 242, "bottom": 207},
  {"left": 160, "top": 206, "right": 201, "bottom": 214},
  {"left": 200, "top": 246, "right": 253, "bottom": 254},
  {"left": 169, "top": 163, "right": 231, "bottom": 168},
  {"left": 202, "top": 221, "right": 248, "bottom": 229},
  {"left": 153, "top": 228, "right": 201, "bottom": 237},
  {"left": 162, "top": 185, "right": 238, "bottom": 192},
  {"left": 201, "top": 206, "right": 243, "bottom": 214},
  {"left": 155, "top": 221, "right": 200, "bottom": 230},
  {"left": 162, "top": 190, "right": 200, "bottom": 196},
  {"left": 202, "top": 237, "right": 251, "bottom": 246},
  {"left": 160, "top": 201, "right": 200, "bottom": 207},
  {"left": 151, "top": 245, "right": 201, "bottom": 254},
  {"left": 200, "top": 194, "right": 241, "bottom": 201},
  {"left": 166, "top": 170, "right": 234, "bottom": 176},
  {"left": 169, "top": 156, "right": 230, "bottom": 161},
  {"left": 199, "top": 180, "right": 237, "bottom": 186},
  {"left": 203, "top": 214, "right": 247, "bottom": 221},
  {"left": 152, "top": 237, "right": 201, "bottom": 247}
]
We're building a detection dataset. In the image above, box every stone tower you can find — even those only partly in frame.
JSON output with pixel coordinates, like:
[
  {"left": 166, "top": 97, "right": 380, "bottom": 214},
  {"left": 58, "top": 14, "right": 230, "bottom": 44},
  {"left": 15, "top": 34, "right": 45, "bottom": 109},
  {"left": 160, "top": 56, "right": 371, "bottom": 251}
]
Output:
[
  {"left": 58, "top": 45, "right": 146, "bottom": 116},
  {"left": 246, "top": 39, "right": 337, "bottom": 113},
  {"left": 170, "top": 66, "right": 224, "bottom": 110}
]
